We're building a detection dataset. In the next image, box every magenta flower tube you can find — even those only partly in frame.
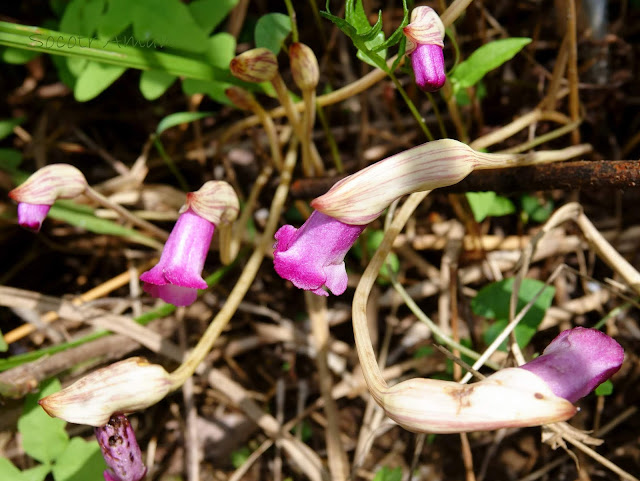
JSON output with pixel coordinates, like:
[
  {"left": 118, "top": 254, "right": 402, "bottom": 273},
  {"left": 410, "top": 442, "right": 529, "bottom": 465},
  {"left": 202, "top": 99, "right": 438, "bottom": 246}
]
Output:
[
  {"left": 520, "top": 327, "right": 624, "bottom": 403},
  {"left": 274, "top": 210, "right": 366, "bottom": 296},
  {"left": 140, "top": 208, "right": 214, "bottom": 306},
  {"left": 16, "top": 203, "right": 52, "bottom": 231},
  {"left": 410, "top": 43, "right": 446, "bottom": 92},
  {"left": 95, "top": 414, "right": 147, "bottom": 481}
]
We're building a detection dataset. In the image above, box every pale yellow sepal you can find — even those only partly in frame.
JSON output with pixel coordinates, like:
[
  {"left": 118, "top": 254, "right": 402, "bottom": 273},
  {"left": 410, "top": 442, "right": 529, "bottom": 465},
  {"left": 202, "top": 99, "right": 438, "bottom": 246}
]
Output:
[
  {"left": 39, "top": 357, "right": 172, "bottom": 427},
  {"left": 312, "top": 139, "right": 523, "bottom": 225},
  {"left": 185, "top": 180, "right": 240, "bottom": 225},
  {"left": 9, "top": 164, "right": 87, "bottom": 205},
  {"left": 229, "top": 48, "right": 279, "bottom": 83},
  {"left": 380, "top": 368, "right": 576, "bottom": 434},
  {"left": 404, "top": 6, "right": 445, "bottom": 54}
]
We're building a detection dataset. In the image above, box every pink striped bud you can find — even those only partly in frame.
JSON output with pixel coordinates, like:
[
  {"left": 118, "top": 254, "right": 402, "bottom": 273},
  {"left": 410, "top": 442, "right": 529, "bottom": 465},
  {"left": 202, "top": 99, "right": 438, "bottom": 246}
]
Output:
[{"left": 230, "top": 48, "right": 279, "bottom": 83}]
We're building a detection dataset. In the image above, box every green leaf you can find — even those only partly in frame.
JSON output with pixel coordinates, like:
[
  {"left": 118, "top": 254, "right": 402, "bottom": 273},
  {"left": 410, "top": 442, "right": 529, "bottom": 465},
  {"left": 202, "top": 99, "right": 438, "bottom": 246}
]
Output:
[
  {"left": 595, "top": 379, "right": 613, "bottom": 396},
  {"left": 204, "top": 33, "right": 236, "bottom": 68},
  {"left": 22, "top": 464, "right": 51, "bottom": 481},
  {"left": 0, "top": 117, "right": 25, "bottom": 141},
  {"left": 0, "top": 458, "right": 29, "bottom": 481},
  {"left": 466, "top": 191, "right": 515, "bottom": 222},
  {"left": 182, "top": 79, "right": 232, "bottom": 104},
  {"left": 1, "top": 47, "right": 40, "bottom": 64},
  {"left": 139, "top": 70, "right": 176, "bottom": 100},
  {"left": 189, "top": 0, "right": 238, "bottom": 35},
  {"left": 156, "top": 111, "right": 215, "bottom": 135},
  {"left": 255, "top": 13, "right": 291, "bottom": 54},
  {"left": 230, "top": 446, "right": 252, "bottom": 469},
  {"left": 520, "top": 194, "right": 554, "bottom": 224},
  {"left": 51, "top": 438, "right": 105, "bottom": 481},
  {"left": 48, "top": 201, "right": 159, "bottom": 248},
  {"left": 373, "top": 466, "right": 403, "bottom": 481},
  {"left": 18, "top": 378, "right": 69, "bottom": 464},
  {"left": 451, "top": 38, "right": 532, "bottom": 89},
  {"left": 60, "top": 0, "right": 106, "bottom": 37},
  {"left": 74, "top": 61, "right": 126, "bottom": 101},
  {"left": 132, "top": 0, "right": 209, "bottom": 53},
  {"left": 97, "top": 0, "right": 132, "bottom": 38},
  {"left": 472, "top": 278, "right": 555, "bottom": 350},
  {"left": 0, "top": 329, "right": 7, "bottom": 352},
  {"left": 356, "top": 31, "right": 387, "bottom": 68}
]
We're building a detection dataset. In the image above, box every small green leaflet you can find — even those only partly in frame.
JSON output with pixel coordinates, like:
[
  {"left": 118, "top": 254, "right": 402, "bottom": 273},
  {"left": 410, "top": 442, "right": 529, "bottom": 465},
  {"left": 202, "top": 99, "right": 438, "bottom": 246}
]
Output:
[
  {"left": 466, "top": 191, "right": 515, "bottom": 222},
  {"left": 451, "top": 38, "right": 532, "bottom": 90},
  {"left": 255, "top": 13, "right": 291, "bottom": 54},
  {"left": 472, "top": 278, "right": 555, "bottom": 350}
]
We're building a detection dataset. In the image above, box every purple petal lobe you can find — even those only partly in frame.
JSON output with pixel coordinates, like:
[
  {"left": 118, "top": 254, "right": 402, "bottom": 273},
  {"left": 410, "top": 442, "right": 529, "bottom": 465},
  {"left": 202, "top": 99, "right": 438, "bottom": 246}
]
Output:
[
  {"left": 521, "top": 327, "right": 624, "bottom": 403},
  {"left": 17, "top": 203, "right": 51, "bottom": 231},
  {"left": 95, "top": 414, "right": 147, "bottom": 481},
  {"left": 273, "top": 210, "right": 366, "bottom": 296},
  {"left": 140, "top": 208, "right": 214, "bottom": 305},
  {"left": 411, "top": 43, "right": 446, "bottom": 92}
]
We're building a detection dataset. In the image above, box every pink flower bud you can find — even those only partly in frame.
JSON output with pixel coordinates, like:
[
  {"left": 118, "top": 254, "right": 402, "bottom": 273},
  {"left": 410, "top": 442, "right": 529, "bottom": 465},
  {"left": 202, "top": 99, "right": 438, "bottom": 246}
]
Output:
[
  {"left": 521, "top": 327, "right": 624, "bottom": 403},
  {"left": 273, "top": 210, "right": 366, "bottom": 296},
  {"left": 39, "top": 357, "right": 172, "bottom": 427},
  {"left": 230, "top": 48, "right": 279, "bottom": 83},
  {"left": 96, "top": 414, "right": 147, "bottom": 481},
  {"left": 289, "top": 42, "right": 319, "bottom": 91},
  {"left": 403, "top": 6, "right": 446, "bottom": 91},
  {"left": 9, "top": 164, "right": 87, "bottom": 231},
  {"left": 225, "top": 86, "right": 260, "bottom": 111}
]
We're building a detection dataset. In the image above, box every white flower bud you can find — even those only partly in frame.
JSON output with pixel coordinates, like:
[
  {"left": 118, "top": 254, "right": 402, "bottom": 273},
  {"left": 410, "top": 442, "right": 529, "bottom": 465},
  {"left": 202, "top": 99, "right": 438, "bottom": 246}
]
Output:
[{"left": 39, "top": 357, "right": 172, "bottom": 427}]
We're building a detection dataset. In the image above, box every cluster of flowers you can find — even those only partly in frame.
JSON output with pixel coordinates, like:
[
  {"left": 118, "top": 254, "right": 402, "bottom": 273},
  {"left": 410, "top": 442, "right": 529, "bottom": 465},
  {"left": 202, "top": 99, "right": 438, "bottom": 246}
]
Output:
[{"left": 6, "top": 6, "right": 625, "bottom": 480}]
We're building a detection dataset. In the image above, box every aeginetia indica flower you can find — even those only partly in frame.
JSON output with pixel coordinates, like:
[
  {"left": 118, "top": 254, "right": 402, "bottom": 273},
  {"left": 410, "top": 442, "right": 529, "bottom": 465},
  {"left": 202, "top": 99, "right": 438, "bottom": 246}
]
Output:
[
  {"left": 403, "top": 6, "right": 446, "bottom": 92},
  {"left": 274, "top": 139, "right": 531, "bottom": 296},
  {"left": 39, "top": 357, "right": 172, "bottom": 427},
  {"left": 140, "top": 181, "right": 239, "bottom": 306},
  {"left": 96, "top": 414, "right": 147, "bottom": 481},
  {"left": 8, "top": 163, "right": 87, "bottom": 231},
  {"left": 274, "top": 211, "right": 366, "bottom": 296},
  {"left": 377, "top": 328, "right": 623, "bottom": 433}
]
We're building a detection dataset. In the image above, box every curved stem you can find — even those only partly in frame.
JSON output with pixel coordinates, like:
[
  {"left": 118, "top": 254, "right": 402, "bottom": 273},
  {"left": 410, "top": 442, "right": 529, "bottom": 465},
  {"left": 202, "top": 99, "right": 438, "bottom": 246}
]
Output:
[
  {"left": 84, "top": 186, "right": 170, "bottom": 241},
  {"left": 352, "top": 191, "right": 430, "bottom": 404},
  {"left": 169, "top": 140, "right": 299, "bottom": 390}
]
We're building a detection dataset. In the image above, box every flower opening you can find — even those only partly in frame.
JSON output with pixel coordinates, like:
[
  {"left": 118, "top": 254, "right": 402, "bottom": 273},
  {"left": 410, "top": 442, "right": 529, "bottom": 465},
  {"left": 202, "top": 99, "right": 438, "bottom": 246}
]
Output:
[
  {"left": 273, "top": 210, "right": 366, "bottom": 296},
  {"left": 140, "top": 208, "right": 215, "bottom": 306},
  {"left": 521, "top": 327, "right": 624, "bottom": 403}
]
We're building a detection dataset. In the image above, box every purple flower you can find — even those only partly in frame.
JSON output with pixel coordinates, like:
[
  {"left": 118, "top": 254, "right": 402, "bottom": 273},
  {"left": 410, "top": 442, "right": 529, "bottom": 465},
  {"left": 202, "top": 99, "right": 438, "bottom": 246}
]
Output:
[
  {"left": 409, "top": 43, "right": 446, "bottom": 92},
  {"left": 95, "top": 414, "right": 147, "bottom": 481},
  {"left": 521, "top": 327, "right": 624, "bottom": 403},
  {"left": 273, "top": 210, "right": 366, "bottom": 296},
  {"left": 403, "top": 6, "right": 446, "bottom": 92},
  {"left": 139, "top": 208, "right": 214, "bottom": 306},
  {"left": 17, "top": 203, "right": 51, "bottom": 231}
]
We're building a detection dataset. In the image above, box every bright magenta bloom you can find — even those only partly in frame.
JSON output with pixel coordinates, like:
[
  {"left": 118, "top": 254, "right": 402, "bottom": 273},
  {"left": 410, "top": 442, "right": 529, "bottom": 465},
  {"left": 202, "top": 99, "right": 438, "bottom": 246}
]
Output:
[
  {"left": 521, "top": 327, "right": 624, "bottom": 403},
  {"left": 140, "top": 208, "right": 214, "bottom": 306},
  {"left": 410, "top": 43, "right": 446, "bottom": 92},
  {"left": 274, "top": 210, "right": 366, "bottom": 296},
  {"left": 16, "top": 203, "right": 52, "bottom": 231},
  {"left": 95, "top": 414, "right": 147, "bottom": 481},
  {"left": 403, "top": 6, "right": 446, "bottom": 92}
]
